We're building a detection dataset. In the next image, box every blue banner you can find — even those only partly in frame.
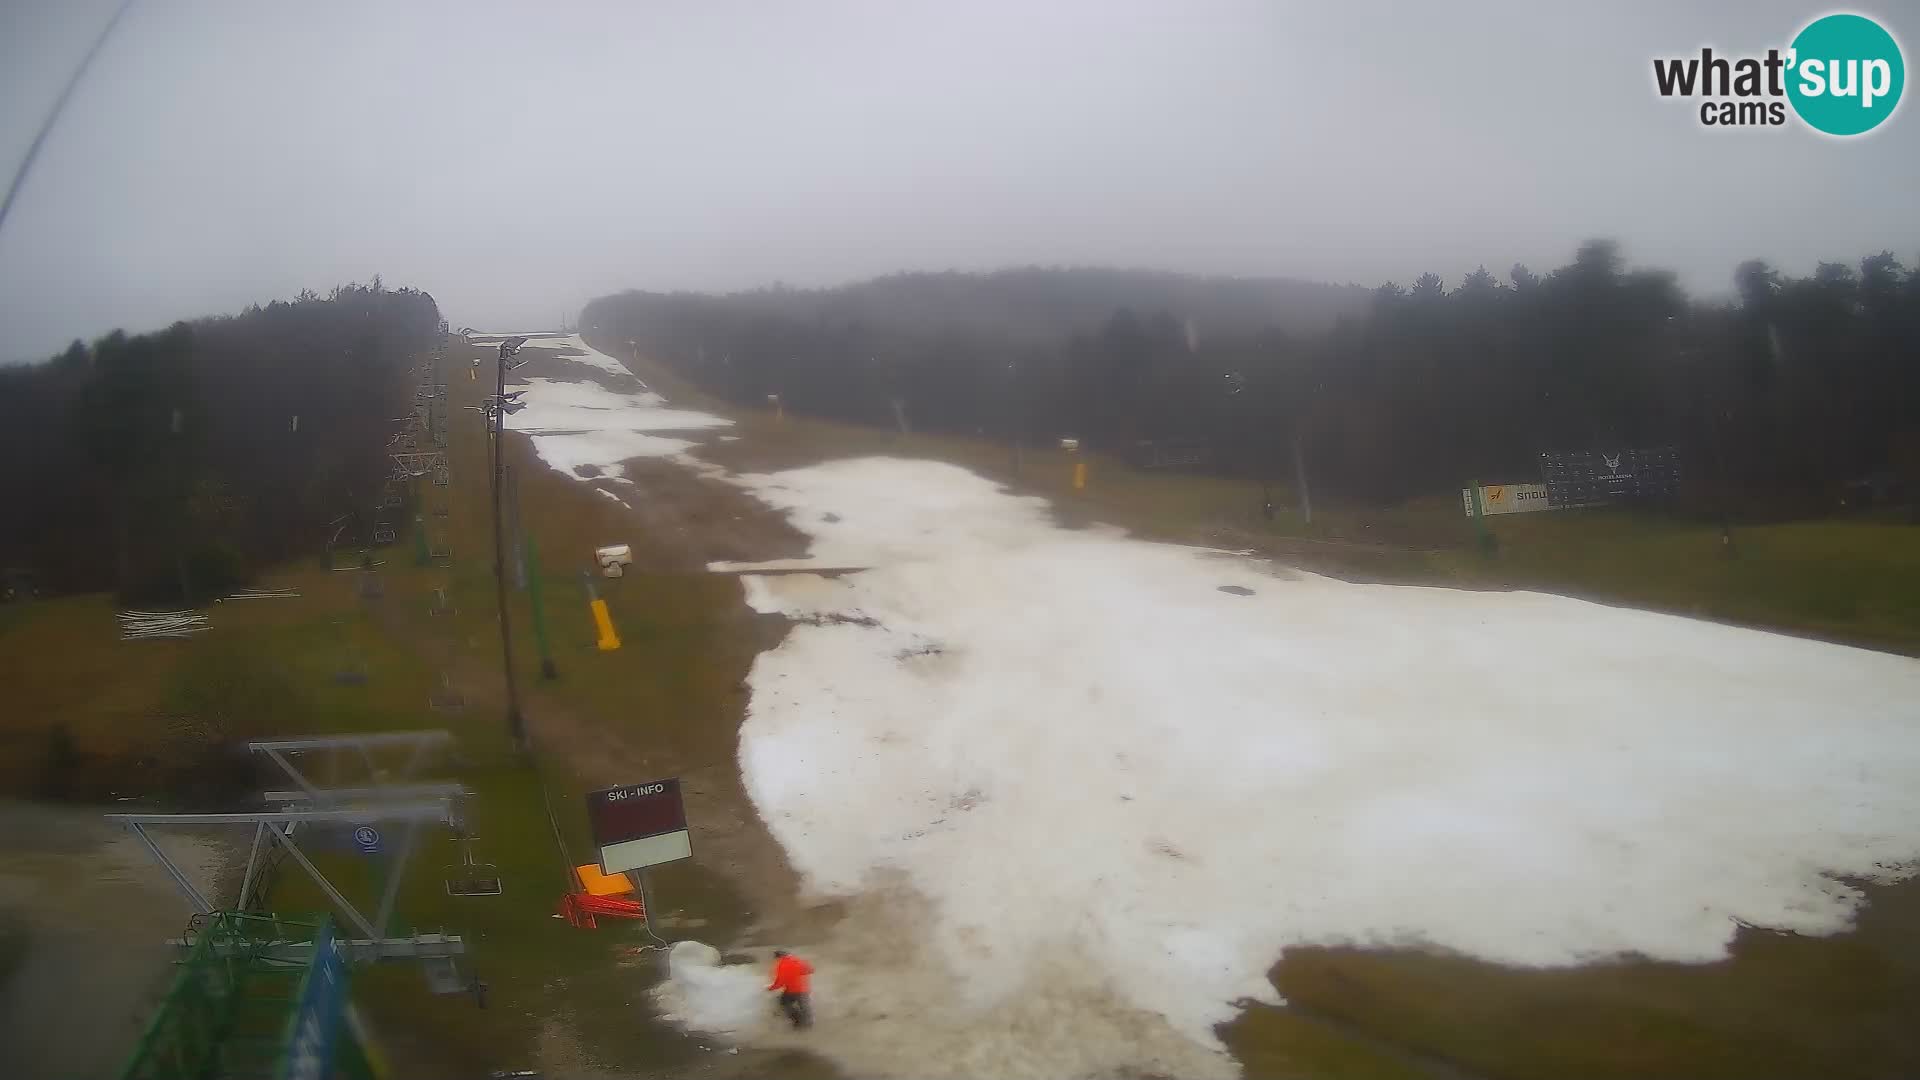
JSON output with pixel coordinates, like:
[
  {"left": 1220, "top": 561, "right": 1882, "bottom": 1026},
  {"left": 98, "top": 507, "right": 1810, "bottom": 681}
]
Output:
[{"left": 280, "top": 925, "right": 347, "bottom": 1080}]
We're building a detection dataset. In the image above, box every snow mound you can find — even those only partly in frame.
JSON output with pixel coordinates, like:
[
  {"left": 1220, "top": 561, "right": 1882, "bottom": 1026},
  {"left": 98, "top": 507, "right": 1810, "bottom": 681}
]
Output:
[{"left": 655, "top": 942, "right": 769, "bottom": 1037}]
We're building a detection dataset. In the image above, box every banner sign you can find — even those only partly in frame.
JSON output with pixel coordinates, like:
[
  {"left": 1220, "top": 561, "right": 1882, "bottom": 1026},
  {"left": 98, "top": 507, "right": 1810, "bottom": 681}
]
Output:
[
  {"left": 1462, "top": 483, "right": 1554, "bottom": 517},
  {"left": 586, "top": 778, "right": 692, "bottom": 874},
  {"left": 280, "top": 926, "right": 346, "bottom": 1080},
  {"left": 1538, "top": 448, "right": 1682, "bottom": 507}
]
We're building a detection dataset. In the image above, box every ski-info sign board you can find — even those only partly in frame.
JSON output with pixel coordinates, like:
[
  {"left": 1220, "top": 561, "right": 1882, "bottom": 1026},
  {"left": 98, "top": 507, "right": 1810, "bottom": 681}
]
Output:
[{"left": 586, "top": 778, "right": 692, "bottom": 873}]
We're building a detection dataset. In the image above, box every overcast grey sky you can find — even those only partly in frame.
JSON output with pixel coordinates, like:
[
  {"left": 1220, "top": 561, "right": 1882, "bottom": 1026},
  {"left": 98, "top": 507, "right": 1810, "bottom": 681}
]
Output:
[{"left": 0, "top": 0, "right": 1914, "bottom": 361}]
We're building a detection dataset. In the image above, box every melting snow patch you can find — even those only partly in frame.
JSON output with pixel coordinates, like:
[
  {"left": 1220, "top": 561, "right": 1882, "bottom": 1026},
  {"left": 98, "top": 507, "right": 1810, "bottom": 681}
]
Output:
[
  {"left": 665, "top": 454, "right": 1920, "bottom": 1079},
  {"left": 506, "top": 375, "right": 729, "bottom": 483},
  {"left": 530, "top": 430, "right": 696, "bottom": 482},
  {"left": 508, "top": 333, "right": 634, "bottom": 378},
  {"left": 467, "top": 330, "right": 562, "bottom": 343}
]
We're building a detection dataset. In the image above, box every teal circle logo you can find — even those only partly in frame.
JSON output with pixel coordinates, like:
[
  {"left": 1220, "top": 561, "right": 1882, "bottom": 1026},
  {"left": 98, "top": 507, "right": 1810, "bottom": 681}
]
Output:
[{"left": 1787, "top": 13, "right": 1905, "bottom": 136}]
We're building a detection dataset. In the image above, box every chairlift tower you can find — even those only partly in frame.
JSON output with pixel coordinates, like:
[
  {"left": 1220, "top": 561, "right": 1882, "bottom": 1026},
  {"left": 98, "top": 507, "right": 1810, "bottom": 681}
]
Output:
[
  {"left": 116, "top": 913, "right": 378, "bottom": 1080},
  {"left": 491, "top": 337, "right": 533, "bottom": 750},
  {"left": 110, "top": 730, "right": 489, "bottom": 1079},
  {"left": 389, "top": 450, "right": 447, "bottom": 478}
]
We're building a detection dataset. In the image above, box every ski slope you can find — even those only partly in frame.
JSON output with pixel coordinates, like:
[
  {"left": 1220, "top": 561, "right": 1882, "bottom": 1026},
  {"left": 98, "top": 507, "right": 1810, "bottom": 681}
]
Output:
[
  {"left": 499, "top": 361, "right": 1920, "bottom": 1078},
  {"left": 671, "top": 456, "right": 1920, "bottom": 1078}
]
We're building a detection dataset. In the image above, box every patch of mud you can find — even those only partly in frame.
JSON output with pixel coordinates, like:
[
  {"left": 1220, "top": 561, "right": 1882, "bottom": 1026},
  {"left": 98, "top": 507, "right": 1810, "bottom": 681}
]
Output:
[
  {"left": 613, "top": 457, "right": 814, "bottom": 572},
  {"left": 793, "top": 611, "right": 881, "bottom": 628}
]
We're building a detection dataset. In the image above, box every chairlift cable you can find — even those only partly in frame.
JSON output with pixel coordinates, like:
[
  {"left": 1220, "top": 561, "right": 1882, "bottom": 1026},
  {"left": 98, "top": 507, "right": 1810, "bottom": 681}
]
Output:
[{"left": 0, "top": 0, "right": 139, "bottom": 244}]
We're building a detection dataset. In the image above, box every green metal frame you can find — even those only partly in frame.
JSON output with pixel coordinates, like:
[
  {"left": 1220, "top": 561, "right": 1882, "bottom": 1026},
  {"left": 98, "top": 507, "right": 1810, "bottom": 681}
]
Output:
[{"left": 116, "top": 913, "right": 372, "bottom": 1080}]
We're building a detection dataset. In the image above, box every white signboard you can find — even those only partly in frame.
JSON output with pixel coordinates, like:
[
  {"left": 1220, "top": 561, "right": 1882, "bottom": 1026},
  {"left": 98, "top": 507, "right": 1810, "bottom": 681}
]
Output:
[
  {"left": 599, "top": 831, "right": 693, "bottom": 874},
  {"left": 1462, "top": 483, "right": 1555, "bottom": 517}
]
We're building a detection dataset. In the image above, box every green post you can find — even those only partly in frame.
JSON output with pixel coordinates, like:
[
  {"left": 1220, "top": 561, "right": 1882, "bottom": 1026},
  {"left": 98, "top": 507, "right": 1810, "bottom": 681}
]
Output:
[
  {"left": 412, "top": 514, "right": 429, "bottom": 566},
  {"left": 525, "top": 532, "right": 558, "bottom": 679},
  {"left": 1467, "top": 480, "right": 1498, "bottom": 555}
]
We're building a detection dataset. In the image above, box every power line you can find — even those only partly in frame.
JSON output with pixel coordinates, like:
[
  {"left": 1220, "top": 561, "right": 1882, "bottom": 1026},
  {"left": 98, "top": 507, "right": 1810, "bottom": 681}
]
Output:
[{"left": 0, "top": 0, "right": 139, "bottom": 243}]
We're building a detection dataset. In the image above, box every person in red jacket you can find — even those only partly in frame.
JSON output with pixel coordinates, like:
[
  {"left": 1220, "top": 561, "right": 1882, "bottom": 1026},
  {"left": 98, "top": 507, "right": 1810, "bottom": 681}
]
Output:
[{"left": 767, "top": 949, "right": 813, "bottom": 1029}]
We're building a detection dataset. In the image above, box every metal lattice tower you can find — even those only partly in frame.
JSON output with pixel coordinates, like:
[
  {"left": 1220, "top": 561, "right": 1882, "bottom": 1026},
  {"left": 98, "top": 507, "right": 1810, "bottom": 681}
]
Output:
[{"left": 117, "top": 913, "right": 375, "bottom": 1080}]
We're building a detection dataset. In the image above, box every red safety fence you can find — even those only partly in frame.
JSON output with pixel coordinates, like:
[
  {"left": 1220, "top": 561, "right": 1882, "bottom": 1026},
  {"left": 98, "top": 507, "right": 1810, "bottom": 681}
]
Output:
[{"left": 556, "top": 890, "right": 646, "bottom": 930}]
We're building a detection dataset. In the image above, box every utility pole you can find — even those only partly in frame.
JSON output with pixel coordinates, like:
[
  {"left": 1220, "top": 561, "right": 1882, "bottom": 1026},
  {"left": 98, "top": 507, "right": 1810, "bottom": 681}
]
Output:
[
  {"left": 1223, "top": 370, "right": 1270, "bottom": 520},
  {"left": 169, "top": 405, "right": 197, "bottom": 606},
  {"left": 1291, "top": 430, "right": 1312, "bottom": 526},
  {"left": 492, "top": 337, "right": 529, "bottom": 751},
  {"left": 1005, "top": 357, "right": 1024, "bottom": 476},
  {"left": 1684, "top": 342, "right": 1736, "bottom": 557}
]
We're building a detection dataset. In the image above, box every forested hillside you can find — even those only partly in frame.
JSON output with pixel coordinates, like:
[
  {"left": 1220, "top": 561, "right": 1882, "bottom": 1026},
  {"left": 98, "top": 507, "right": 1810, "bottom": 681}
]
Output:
[
  {"left": 586, "top": 247, "right": 1920, "bottom": 510},
  {"left": 665, "top": 267, "right": 1369, "bottom": 342},
  {"left": 0, "top": 280, "right": 443, "bottom": 601}
]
